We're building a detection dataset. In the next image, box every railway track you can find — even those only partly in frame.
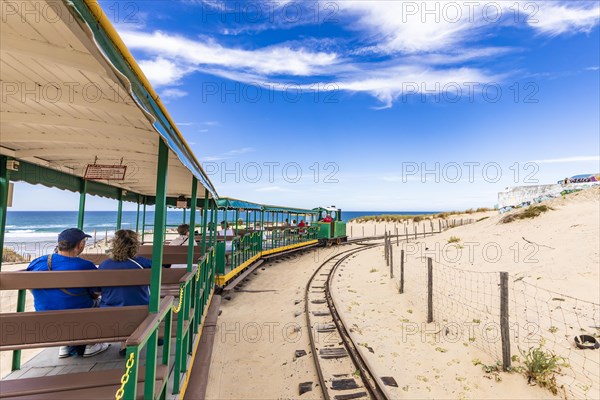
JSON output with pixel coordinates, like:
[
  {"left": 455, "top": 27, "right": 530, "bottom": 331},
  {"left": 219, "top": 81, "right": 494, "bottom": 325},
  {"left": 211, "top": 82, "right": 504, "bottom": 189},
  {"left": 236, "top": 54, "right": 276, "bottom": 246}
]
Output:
[{"left": 304, "top": 242, "right": 392, "bottom": 400}]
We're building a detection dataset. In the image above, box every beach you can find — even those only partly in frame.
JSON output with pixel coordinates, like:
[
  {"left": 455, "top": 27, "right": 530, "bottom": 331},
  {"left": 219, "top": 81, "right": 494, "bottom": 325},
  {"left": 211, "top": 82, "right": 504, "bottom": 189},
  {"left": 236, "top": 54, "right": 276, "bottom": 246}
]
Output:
[{"left": 205, "top": 186, "right": 599, "bottom": 399}]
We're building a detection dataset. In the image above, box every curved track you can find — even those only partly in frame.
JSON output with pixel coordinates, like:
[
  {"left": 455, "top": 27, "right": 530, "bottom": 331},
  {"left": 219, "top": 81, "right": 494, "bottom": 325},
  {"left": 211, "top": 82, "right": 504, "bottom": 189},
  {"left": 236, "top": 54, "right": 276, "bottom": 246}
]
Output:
[{"left": 304, "top": 242, "right": 391, "bottom": 400}]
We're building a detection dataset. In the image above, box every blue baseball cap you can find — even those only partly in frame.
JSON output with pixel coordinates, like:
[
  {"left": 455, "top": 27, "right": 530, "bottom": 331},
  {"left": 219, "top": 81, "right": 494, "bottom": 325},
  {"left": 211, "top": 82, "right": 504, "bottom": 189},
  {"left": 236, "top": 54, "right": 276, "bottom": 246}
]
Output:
[{"left": 58, "top": 228, "right": 91, "bottom": 244}]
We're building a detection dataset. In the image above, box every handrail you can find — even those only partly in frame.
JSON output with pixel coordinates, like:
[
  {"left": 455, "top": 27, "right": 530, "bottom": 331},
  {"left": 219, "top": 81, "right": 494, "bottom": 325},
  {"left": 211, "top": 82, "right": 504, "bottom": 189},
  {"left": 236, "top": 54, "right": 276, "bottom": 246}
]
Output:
[{"left": 126, "top": 296, "right": 173, "bottom": 346}]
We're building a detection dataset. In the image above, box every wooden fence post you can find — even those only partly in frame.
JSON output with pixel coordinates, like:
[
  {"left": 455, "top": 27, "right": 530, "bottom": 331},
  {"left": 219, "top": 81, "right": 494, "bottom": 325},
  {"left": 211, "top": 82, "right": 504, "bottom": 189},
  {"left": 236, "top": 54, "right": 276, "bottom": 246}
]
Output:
[
  {"left": 414, "top": 225, "right": 417, "bottom": 240},
  {"left": 399, "top": 249, "right": 405, "bottom": 294},
  {"left": 500, "top": 271, "right": 511, "bottom": 371},
  {"left": 389, "top": 239, "right": 394, "bottom": 278},
  {"left": 362, "top": 226, "right": 365, "bottom": 237},
  {"left": 384, "top": 231, "right": 388, "bottom": 265},
  {"left": 427, "top": 257, "right": 433, "bottom": 323}
]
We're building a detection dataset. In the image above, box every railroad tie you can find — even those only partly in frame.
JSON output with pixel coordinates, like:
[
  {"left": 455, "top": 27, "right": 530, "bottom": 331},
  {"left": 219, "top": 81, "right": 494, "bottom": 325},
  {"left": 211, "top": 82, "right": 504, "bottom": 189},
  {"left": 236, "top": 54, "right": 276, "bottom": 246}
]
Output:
[
  {"left": 319, "top": 347, "right": 348, "bottom": 359},
  {"left": 312, "top": 311, "right": 331, "bottom": 317},
  {"left": 311, "top": 299, "right": 326, "bottom": 304},
  {"left": 331, "top": 378, "right": 359, "bottom": 390},
  {"left": 316, "top": 323, "right": 336, "bottom": 332},
  {"left": 334, "top": 392, "right": 368, "bottom": 400}
]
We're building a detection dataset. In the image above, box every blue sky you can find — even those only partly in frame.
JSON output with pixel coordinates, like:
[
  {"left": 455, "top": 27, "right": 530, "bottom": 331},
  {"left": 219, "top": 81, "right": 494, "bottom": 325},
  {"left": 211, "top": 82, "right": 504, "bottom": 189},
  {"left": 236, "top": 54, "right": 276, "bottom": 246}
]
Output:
[{"left": 11, "top": 1, "right": 600, "bottom": 211}]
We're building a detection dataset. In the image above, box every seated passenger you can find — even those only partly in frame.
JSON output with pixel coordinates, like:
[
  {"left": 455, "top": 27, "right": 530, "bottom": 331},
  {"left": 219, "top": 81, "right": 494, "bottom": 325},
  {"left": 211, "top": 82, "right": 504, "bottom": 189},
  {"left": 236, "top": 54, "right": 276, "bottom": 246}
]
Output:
[
  {"left": 170, "top": 223, "right": 195, "bottom": 246},
  {"left": 322, "top": 214, "right": 333, "bottom": 223},
  {"left": 98, "top": 230, "right": 161, "bottom": 355},
  {"left": 26, "top": 228, "right": 109, "bottom": 359},
  {"left": 218, "top": 222, "right": 234, "bottom": 264},
  {"left": 298, "top": 219, "right": 306, "bottom": 234}
]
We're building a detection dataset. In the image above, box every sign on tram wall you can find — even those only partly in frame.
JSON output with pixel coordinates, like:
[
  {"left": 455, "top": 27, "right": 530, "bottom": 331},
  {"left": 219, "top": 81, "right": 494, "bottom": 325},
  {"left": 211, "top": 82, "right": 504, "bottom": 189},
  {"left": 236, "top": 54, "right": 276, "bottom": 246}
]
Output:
[{"left": 84, "top": 164, "right": 127, "bottom": 180}]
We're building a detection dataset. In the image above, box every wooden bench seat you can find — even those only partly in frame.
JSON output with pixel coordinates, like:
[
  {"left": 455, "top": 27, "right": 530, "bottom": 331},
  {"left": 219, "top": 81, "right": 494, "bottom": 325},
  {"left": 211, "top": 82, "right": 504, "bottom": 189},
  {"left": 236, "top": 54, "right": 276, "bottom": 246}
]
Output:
[
  {"left": 0, "top": 364, "right": 167, "bottom": 399},
  {"left": 0, "top": 297, "right": 173, "bottom": 399}
]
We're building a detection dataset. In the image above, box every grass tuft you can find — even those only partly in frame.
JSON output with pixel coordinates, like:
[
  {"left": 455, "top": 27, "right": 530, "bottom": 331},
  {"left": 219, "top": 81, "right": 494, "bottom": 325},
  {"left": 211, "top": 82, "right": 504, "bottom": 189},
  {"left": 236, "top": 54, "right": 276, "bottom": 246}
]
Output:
[
  {"left": 2, "top": 248, "right": 27, "bottom": 263},
  {"left": 500, "top": 205, "right": 553, "bottom": 224},
  {"left": 447, "top": 236, "right": 461, "bottom": 243},
  {"left": 519, "top": 341, "right": 567, "bottom": 395}
]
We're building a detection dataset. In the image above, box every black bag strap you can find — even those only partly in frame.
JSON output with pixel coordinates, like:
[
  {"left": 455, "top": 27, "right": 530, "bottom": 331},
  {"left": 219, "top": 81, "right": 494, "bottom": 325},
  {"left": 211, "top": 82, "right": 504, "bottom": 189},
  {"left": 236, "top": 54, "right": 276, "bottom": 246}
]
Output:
[{"left": 47, "top": 254, "right": 86, "bottom": 297}]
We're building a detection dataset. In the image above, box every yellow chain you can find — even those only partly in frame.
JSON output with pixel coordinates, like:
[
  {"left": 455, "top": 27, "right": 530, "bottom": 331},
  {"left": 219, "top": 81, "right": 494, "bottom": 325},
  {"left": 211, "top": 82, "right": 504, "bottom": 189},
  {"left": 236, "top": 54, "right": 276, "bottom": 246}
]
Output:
[
  {"left": 172, "top": 284, "right": 185, "bottom": 313},
  {"left": 115, "top": 352, "right": 135, "bottom": 400}
]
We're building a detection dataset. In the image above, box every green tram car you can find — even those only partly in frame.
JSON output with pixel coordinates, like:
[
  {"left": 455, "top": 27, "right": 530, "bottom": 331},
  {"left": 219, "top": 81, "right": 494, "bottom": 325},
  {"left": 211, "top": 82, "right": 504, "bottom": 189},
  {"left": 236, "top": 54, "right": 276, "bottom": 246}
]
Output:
[{"left": 312, "top": 206, "right": 348, "bottom": 246}]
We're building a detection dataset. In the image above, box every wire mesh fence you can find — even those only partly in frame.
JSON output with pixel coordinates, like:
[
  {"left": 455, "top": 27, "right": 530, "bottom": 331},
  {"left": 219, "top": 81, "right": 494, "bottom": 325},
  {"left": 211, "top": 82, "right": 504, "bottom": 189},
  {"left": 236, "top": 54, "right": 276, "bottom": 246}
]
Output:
[{"left": 394, "top": 246, "right": 600, "bottom": 399}]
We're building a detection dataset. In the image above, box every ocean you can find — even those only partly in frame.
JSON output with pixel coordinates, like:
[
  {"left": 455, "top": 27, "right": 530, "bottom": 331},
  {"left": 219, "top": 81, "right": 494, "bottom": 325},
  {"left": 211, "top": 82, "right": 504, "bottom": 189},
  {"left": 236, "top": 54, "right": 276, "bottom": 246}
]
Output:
[{"left": 3, "top": 210, "right": 438, "bottom": 259}]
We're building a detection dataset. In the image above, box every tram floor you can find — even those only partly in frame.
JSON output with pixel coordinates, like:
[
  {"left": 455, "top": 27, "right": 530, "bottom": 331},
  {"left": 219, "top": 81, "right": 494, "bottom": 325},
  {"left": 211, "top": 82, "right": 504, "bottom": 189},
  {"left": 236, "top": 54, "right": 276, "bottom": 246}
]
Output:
[{"left": 2, "top": 337, "right": 184, "bottom": 398}]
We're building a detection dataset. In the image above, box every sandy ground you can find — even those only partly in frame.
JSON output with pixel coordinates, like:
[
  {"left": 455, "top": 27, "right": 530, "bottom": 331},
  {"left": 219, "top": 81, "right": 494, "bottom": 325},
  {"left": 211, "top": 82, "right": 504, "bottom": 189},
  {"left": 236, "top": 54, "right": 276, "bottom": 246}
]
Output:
[
  {"left": 205, "top": 246, "right": 356, "bottom": 400},
  {"left": 205, "top": 187, "right": 599, "bottom": 399},
  {"left": 332, "top": 245, "right": 550, "bottom": 399}
]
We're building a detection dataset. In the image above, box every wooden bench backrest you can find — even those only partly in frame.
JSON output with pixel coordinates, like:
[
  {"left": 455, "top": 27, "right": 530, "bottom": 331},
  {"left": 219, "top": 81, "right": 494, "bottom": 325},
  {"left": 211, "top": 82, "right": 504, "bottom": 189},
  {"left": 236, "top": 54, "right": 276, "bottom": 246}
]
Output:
[
  {"left": 1, "top": 306, "right": 147, "bottom": 348},
  {"left": 137, "top": 245, "right": 203, "bottom": 255},
  {"left": 80, "top": 245, "right": 203, "bottom": 265},
  {"left": 0, "top": 267, "right": 195, "bottom": 291}
]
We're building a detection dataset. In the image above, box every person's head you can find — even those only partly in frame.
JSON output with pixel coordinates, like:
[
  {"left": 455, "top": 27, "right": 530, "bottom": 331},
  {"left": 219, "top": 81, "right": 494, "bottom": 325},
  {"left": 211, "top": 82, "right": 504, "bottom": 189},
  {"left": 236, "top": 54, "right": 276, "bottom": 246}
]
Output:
[
  {"left": 57, "top": 228, "right": 91, "bottom": 256},
  {"left": 110, "top": 229, "right": 140, "bottom": 261},
  {"left": 220, "top": 220, "right": 226, "bottom": 228},
  {"left": 177, "top": 224, "right": 190, "bottom": 236}
]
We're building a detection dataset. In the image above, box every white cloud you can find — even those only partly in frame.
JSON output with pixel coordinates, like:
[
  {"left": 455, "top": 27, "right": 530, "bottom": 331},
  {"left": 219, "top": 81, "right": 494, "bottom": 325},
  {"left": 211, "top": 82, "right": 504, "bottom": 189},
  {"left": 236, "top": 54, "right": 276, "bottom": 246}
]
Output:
[
  {"left": 527, "top": 2, "right": 600, "bottom": 35},
  {"left": 137, "top": 57, "right": 191, "bottom": 86},
  {"left": 121, "top": 30, "right": 338, "bottom": 76},
  {"left": 225, "top": 147, "right": 255, "bottom": 156},
  {"left": 530, "top": 156, "right": 600, "bottom": 164},
  {"left": 120, "top": 1, "right": 599, "bottom": 108},
  {"left": 161, "top": 88, "right": 188, "bottom": 99}
]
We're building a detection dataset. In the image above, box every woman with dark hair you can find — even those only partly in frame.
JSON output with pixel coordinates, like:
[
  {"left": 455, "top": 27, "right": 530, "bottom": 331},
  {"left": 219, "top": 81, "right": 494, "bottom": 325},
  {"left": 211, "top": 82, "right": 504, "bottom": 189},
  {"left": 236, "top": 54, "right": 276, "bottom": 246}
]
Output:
[{"left": 99, "top": 230, "right": 158, "bottom": 355}]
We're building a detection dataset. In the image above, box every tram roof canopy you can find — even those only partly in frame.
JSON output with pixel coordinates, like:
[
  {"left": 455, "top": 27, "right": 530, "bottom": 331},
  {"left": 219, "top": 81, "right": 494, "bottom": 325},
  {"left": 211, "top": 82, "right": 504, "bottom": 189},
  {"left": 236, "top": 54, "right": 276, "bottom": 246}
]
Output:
[
  {"left": 217, "top": 197, "right": 264, "bottom": 211},
  {"left": 262, "top": 204, "right": 318, "bottom": 214},
  {"left": 0, "top": 0, "right": 218, "bottom": 201}
]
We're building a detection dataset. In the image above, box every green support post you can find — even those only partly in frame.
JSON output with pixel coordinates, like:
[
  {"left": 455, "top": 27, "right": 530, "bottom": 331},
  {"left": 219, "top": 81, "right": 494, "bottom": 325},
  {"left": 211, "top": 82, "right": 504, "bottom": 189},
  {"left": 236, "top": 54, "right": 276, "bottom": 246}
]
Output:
[
  {"left": 11, "top": 289, "right": 26, "bottom": 370},
  {"left": 77, "top": 179, "right": 87, "bottom": 230},
  {"left": 187, "top": 179, "right": 197, "bottom": 273},
  {"left": 0, "top": 156, "right": 10, "bottom": 266},
  {"left": 116, "top": 189, "right": 123, "bottom": 230},
  {"left": 260, "top": 211, "right": 264, "bottom": 252},
  {"left": 201, "top": 190, "right": 209, "bottom": 255},
  {"left": 123, "top": 348, "right": 140, "bottom": 399},
  {"left": 212, "top": 201, "right": 218, "bottom": 276},
  {"left": 141, "top": 197, "right": 147, "bottom": 243},
  {"left": 183, "top": 208, "right": 187, "bottom": 224},
  {"left": 235, "top": 208, "right": 239, "bottom": 235},
  {"left": 144, "top": 139, "right": 169, "bottom": 400},
  {"left": 135, "top": 196, "right": 140, "bottom": 233},
  {"left": 150, "top": 140, "right": 168, "bottom": 312}
]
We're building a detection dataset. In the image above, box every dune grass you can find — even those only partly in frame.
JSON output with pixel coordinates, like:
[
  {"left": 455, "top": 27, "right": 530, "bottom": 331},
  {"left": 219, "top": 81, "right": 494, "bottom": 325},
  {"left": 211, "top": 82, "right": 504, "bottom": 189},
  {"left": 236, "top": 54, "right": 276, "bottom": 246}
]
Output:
[
  {"left": 500, "top": 205, "right": 553, "bottom": 224},
  {"left": 2, "top": 248, "right": 27, "bottom": 263},
  {"left": 349, "top": 207, "right": 496, "bottom": 223}
]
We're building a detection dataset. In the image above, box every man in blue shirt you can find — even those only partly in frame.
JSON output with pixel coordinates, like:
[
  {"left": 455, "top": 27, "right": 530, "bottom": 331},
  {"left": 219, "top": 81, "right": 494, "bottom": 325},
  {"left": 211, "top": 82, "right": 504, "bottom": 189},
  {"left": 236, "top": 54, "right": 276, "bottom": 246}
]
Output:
[{"left": 27, "top": 228, "right": 110, "bottom": 358}]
